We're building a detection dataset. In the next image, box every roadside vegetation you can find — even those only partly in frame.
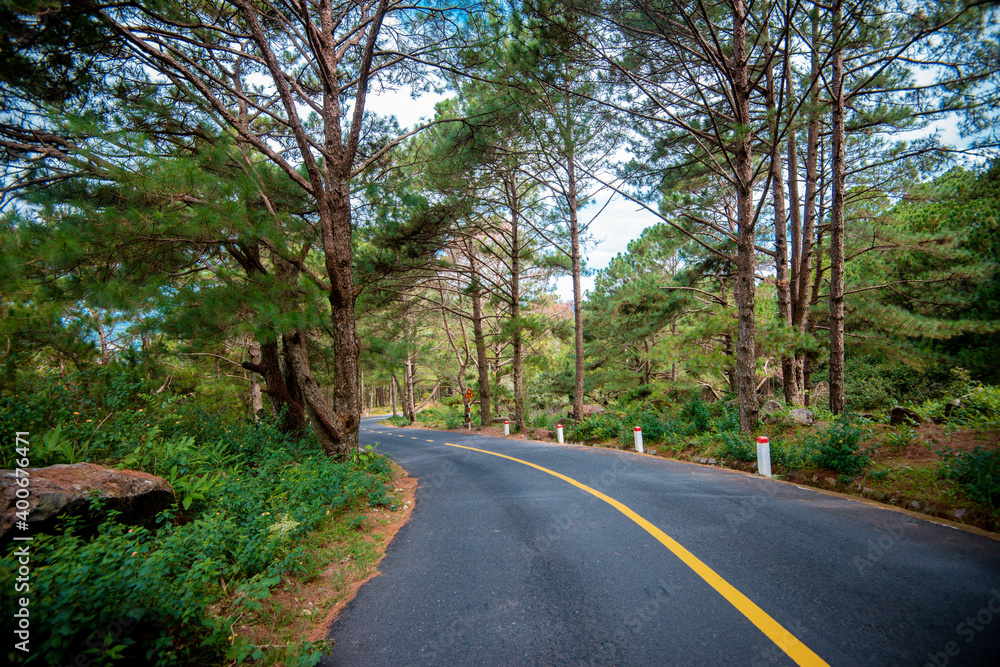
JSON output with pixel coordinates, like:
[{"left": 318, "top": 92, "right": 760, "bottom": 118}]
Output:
[
  {"left": 400, "top": 367, "right": 1000, "bottom": 533},
  {"left": 0, "top": 367, "right": 404, "bottom": 666}
]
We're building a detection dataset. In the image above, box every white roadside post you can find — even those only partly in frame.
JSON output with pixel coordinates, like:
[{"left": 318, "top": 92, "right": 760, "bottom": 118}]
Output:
[
  {"left": 504, "top": 420, "right": 510, "bottom": 436},
  {"left": 634, "top": 426, "right": 644, "bottom": 453},
  {"left": 756, "top": 436, "right": 772, "bottom": 478},
  {"left": 556, "top": 423, "right": 564, "bottom": 444}
]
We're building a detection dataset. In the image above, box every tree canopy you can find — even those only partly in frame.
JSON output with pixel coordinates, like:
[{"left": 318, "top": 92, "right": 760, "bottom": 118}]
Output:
[{"left": 2, "top": 0, "right": 999, "bottom": 445}]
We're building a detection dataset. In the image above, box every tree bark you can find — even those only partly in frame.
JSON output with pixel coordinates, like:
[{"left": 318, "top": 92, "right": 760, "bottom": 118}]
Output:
[
  {"left": 90, "top": 309, "right": 109, "bottom": 365},
  {"left": 785, "top": 48, "right": 804, "bottom": 406},
  {"left": 403, "top": 349, "right": 417, "bottom": 422},
  {"left": 567, "top": 152, "right": 586, "bottom": 423},
  {"left": 732, "top": 0, "right": 759, "bottom": 432},
  {"left": 506, "top": 176, "right": 528, "bottom": 431},
  {"left": 766, "top": 37, "right": 798, "bottom": 406},
  {"left": 241, "top": 335, "right": 308, "bottom": 435},
  {"left": 793, "top": 10, "right": 823, "bottom": 398},
  {"left": 248, "top": 340, "right": 263, "bottom": 419},
  {"left": 469, "top": 246, "right": 493, "bottom": 427},
  {"left": 829, "top": 0, "right": 847, "bottom": 415},
  {"left": 319, "top": 177, "right": 362, "bottom": 455},
  {"left": 284, "top": 330, "right": 348, "bottom": 458}
]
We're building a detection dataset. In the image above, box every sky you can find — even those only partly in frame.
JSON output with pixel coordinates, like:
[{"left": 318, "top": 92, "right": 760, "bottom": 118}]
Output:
[{"left": 366, "top": 90, "right": 661, "bottom": 303}]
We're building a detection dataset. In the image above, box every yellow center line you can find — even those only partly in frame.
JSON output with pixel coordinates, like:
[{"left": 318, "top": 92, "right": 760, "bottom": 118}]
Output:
[{"left": 444, "top": 442, "right": 828, "bottom": 667}]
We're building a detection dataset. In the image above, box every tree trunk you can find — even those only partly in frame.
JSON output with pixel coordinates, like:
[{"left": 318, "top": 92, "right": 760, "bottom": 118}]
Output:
[
  {"left": 248, "top": 340, "right": 264, "bottom": 419},
  {"left": 766, "top": 37, "right": 798, "bottom": 406},
  {"left": 470, "top": 249, "right": 493, "bottom": 427},
  {"left": 320, "top": 179, "right": 361, "bottom": 456},
  {"left": 242, "top": 335, "right": 308, "bottom": 434},
  {"left": 512, "top": 264, "right": 526, "bottom": 431},
  {"left": 285, "top": 330, "right": 347, "bottom": 458},
  {"left": 732, "top": 0, "right": 758, "bottom": 432},
  {"left": 829, "top": 0, "right": 847, "bottom": 415},
  {"left": 91, "top": 309, "right": 109, "bottom": 365},
  {"left": 785, "top": 49, "right": 804, "bottom": 406},
  {"left": 794, "top": 9, "right": 823, "bottom": 399},
  {"left": 507, "top": 177, "right": 528, "bottom": 431},
  {"left": 805, "top": 234, "right": 826, "bottom": 406},
  {"left": 567, "top": 153, "right": 586, "bottom": 424},
  {"left": 403, "top": 350, "right": 417, "bottom": 422}
]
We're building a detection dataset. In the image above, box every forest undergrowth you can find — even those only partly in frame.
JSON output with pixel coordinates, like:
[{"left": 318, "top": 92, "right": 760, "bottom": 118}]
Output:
[{"left": 0, "top": 366, "right": 404, "bottom": 666}]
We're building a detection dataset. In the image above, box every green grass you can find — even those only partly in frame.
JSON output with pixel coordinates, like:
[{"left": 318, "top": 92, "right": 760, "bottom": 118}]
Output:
[{"left": 0, "top": 367, "right": 396, "bottom": 666}]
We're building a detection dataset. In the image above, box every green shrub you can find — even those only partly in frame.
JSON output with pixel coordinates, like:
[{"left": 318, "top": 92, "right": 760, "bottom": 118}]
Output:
[
  {"left": 941, "top": 446, "right": 1000, "bottom": 508},
  {"left": 575, "top": 412, "right": 622, "bottom": 443},
  {"left": 0, "top": 437, "right": 390, "bottom": 665},
  {"left": 719, "top": 431, "right": 756, "bottom": 461},
  {"left": 445, "top": 411, "right": 467, "bottom": 429},
  {"left": 951, "top": 385, "right": 1000, "bottom": 428},
  {"left": 814, "top": 356, "right": 950, "bottom": 410},
  {"left": 803, "top": 417, "right": 871, "bottom": 475},
  {"left": 916, "top": 381, "right": 1000, "bottom": 429},
  {"left": 414, "top": 406, "right": 445, "bottom": 426},
  {"left": 531, "top": 413, "right": 552, "bottom": 429},
  {"left": 769, "top": 435, "right": 809, "bottom": 469},
  {"left": 716, "top": 403, "right": 740, "bottom": 434},
  {"left": 679, "top": 397, "right": 712, "bottom": 434},
  {"left": 1, "top": 514, "right": 231, "bottom": 666},
  {"left": 616, "top": 402, "right": 675, "bottom": 446},
  {"left": 0, "top": 370, "right": 391, "bottom": 666},
  {"left": 381, "top": 415, "right": 411, "bottom": 427}
]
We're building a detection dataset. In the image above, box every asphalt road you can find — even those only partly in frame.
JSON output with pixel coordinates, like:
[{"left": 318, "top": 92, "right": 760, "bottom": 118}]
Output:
[{"left": 320, "top": 417, "right": 1000, "bottom": 666}]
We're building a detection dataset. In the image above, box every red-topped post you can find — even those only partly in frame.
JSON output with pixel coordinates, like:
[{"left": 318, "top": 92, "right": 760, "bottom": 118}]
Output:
[{"left": 756, "top": 436, "right": 772, "bottom": 478}]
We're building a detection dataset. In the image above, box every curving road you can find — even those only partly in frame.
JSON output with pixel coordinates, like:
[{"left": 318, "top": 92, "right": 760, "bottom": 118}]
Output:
[{"left": 320, "top": 417, "right": 1000, "bottom": 666}]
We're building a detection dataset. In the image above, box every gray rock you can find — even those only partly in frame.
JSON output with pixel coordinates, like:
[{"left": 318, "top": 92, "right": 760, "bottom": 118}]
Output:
[
  {"left": 761, "top": 399, "right": 783, "bottom": 413},
  {"left": 789, "top": 408, "right": 815, "bottom": 426},
  {"left": 890, "top": 406, "right": 923, "bottom": 426},
  {"left": 0, "top": 463, "right": 175, "bottom": 537},
  {"left": 761, "top": 400, "right": 783, "bottom": 423}
]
